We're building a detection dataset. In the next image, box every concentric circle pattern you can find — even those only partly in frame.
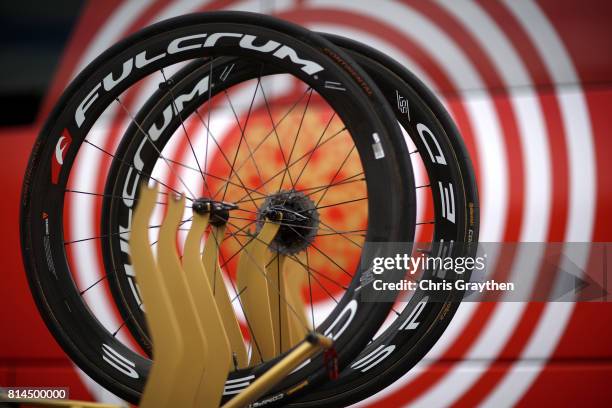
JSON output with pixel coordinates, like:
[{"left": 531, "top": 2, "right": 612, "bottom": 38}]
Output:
[{"left": 15, "top": 1, "right": 609, "bottom": 406}]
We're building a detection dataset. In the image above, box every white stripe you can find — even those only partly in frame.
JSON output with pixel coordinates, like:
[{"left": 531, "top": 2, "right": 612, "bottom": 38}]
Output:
[
  {"left": 148, "top": 0, "right": 210, "bottom": 25},
  {"left": 462, "top": 91, "right": 508, "bottom": 242},
  {"left": 226, "top": 375, "right": 255, "bottom": 384},
  {"left": 481, "top": 303, "right": 573, "bottom": 408}
]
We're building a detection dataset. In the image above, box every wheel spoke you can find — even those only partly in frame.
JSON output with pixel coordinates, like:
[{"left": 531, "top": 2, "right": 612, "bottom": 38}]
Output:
[
  {"left": 231, "top": 126, "right": 348, "bottom": 205},
  {"left": 82, "top": 139, "right": 190, "bottom": 201},
  {"left": 232, "top": 171, "right": 365, "bottom": 206},
  {"left": 203, "top": 58, "right": 214, "bottom": 197},
  {"left": 259, "top": 79, "right": 290, "bottom": 192},
  {"left": 278, "top": 88, "right": 313, "bottom": 191},
  {"left": 112, "top": 319, "right": 128, "bottom": 337},
  {"left": 287, "top": 252, "right": 348, "bottom": 291},
  {"left": 224, "top": 85, "right": 268, "bottom": 194},
  {"left": 293, "top": 112, "right": 336, "bottom": 187},
  {"left": 226, "top": 86, "right": 313, "bottom": 180},
  {"left": 219, "top": 75, "right": 262, "bottom": 207},
  {"left": 301, "top": 172, "right": 365, "bottom": 198},
  {"left": 226, "top": 221, "right": 342, "bottom": 308},
  {"left": 160, "top": 68, "right": 212, "bottom": 198},
  {"left": 287, "top": 225, "right": 354, "bottom": 279},
  {"left": 79, "top": 275, "right": 107, "bottom": 296},
  {"left": 312, "top": 196, "right": 367, "bottom": 211},
  {"left": 315, "top": 144, "right": 356, "bottom": 208}
]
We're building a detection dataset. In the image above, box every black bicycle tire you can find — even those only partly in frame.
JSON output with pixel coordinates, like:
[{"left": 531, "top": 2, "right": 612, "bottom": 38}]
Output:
[{"left": 20, "top": 12, "right": 416, "bottom": 405}]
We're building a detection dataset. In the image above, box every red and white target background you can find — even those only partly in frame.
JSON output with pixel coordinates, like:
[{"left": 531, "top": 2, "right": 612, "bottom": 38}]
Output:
[{"left": 1, "top": 1, "right": 611, "bottom": 406}]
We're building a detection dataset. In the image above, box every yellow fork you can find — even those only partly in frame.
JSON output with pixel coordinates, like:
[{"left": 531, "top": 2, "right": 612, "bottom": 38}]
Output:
[
  {"left": 202, "top": 223, "right": 248, "bottom": 368},
  {"left": 132, "top": 186, "right": 232, "bottom": 407},
  {"left": 235, "top": 218, "right": 281, "bottom": 364},
  {"left": 182, "top": 207, "right": 232, "bottom": 406},
  {"left": 268, "top": 254, "right": 309, "bottom": 352},
  {"left": 130, "top": 184, "right": 187, "bottom": 407}
]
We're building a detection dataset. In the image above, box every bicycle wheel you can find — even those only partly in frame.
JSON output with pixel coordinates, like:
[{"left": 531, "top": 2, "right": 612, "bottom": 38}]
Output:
[
  {"left": 20, "top": 12, "right": 416, "bottom": 405},
  {"left": 103, "top": 34, "right": 479, "bottom": 406}
]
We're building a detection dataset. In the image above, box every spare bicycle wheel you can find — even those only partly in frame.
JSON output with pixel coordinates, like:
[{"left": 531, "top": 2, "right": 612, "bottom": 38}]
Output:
[{"left": 102, "top": 34, "right": 479, "bottom": 407}]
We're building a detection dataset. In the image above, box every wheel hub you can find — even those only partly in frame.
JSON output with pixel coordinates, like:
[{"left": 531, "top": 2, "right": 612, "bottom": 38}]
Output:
[
  {"left": 192, "top": 198, "right": 238, "bottom": 226},
  {"left": 257, "top": 190, "right": 319, "bottom": 255}
]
